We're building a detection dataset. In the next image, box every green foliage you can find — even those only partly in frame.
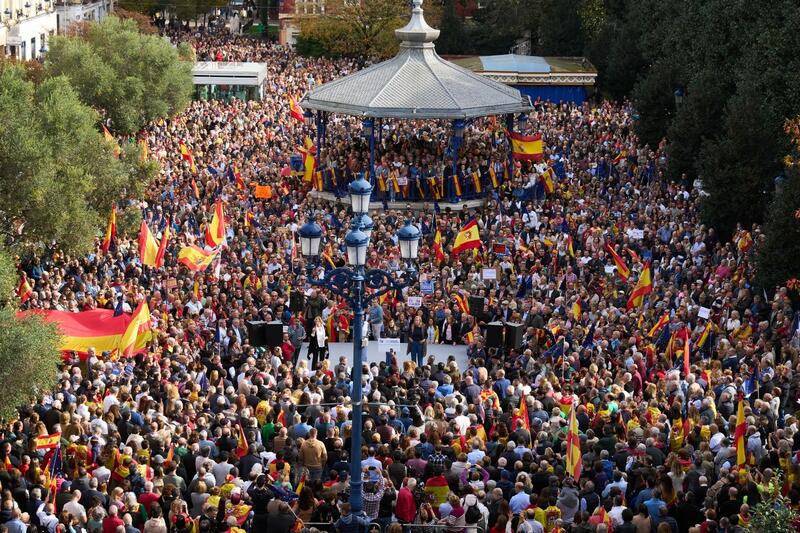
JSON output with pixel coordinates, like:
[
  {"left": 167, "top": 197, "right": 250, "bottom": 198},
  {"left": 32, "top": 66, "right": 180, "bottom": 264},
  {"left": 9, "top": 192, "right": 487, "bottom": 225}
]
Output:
[
  {"left": 0, "top": 307, "right": 62, "bottom": 421},
  {"left": 117, "top": 204, "right": 144, "bottom": 239},
  {"left": 436, "top": 0, "right": 465, "bottom": 55},
  {"left": 747, "top": 471, "right": 799, "bottom": 533},
  {"left": 0, "top": 248, "right": 61, "bottom": 423},
  {"left": 0, "top": 65, "right": 153, "bottom": 255},
  {"left": 45, "top": 16, "right": 192, "bottom": 135},
  {"left": 537, "top": 0, "right": 584, "bottom": 56}
]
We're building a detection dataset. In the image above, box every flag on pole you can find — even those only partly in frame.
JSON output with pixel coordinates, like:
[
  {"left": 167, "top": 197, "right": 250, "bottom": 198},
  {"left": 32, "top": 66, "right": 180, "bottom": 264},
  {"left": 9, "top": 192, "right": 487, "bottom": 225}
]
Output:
[
  {"left": 508, "top": 131, "right": 544, "bottom": 161},
  {"left": 138, "top": 221, "right": 159, "bottom": 267},
  {"left": 235, "top": 424, "right": 249, "bottom": 459},
  {"left": 35, "top": 432, "right": 61, "bottom": 450},
  {"left": 205, "top": 200, "right": 226, "bottom": 248},
  {"left": 541, "top": 167, "right": 555, "bottom": 193},
  {"left": 605, "top": 243, "right": 630, "bottom": 281},
  {"left": 565, "top": 404, "right": 582, "bottom": 480},
  {"left": 433, "top": 230, "right": 445, "bottom": 264},
  {"left": 626, "top": 262, "right": 653, "bottom": 310},
  {"left": 453, "top": 293, "right": 470, "bottom": 315},
  {"left": 695, "top": 321, "right": 712, "bottom": 349},
  {"left": 516, "top": 396, "right": 530, "bottom": 432},
  {"left": 191, "top": 178, "right": 200, "bottom": 199},
  {"left": 647, "top": 312, "right": 670, "bottom": 338},
  {"left": 289, "top": 95, "right": 305, "bottom": 122},
  {"left": 100, "top": 204, "right": 117, "bottom": 253},
  {"left": 178, "top": 246, "right": 218, "bottom": 272},
  {"left": 572, "top": 298, "right": 582, "bottom": 321},
  {"left": 154, "top": 218, "right": 171, "bottom": 269},
  {"left": 682, "top": 326, "right": 691, "bottom": 377},
  {"left": 451, "top": 219, "right": 481, "bottom": 256},
  {"left": 165, "top": 444, "right": 174, "bottom": 465},
  {"left": 734, "top": 393, "right": 747, "bottom": 466},
  {"left": 102, "top": 125, "right": 121, "bottom": 157},
  {"left": 16, "top": 273, "right": 33, "bottom": 304},
  {"left": 178, "top": 142, "right": 197, "bottom": 174},
  {"left": 296, "top": 472, "right": 306, "bottom": 495},
  {"left": 119, "top": 301, "right": 152, "bottom": 357},
  {"left": 565, "top": 234, "right": 575, "bottom": 257}
]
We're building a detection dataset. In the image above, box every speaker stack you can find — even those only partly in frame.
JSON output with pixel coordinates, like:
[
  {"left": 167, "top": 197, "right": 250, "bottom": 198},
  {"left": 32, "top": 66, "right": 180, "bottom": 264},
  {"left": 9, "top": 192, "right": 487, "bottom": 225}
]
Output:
[
  {"left": 246, "top": 320, "right": 284, "bottom": 348},
  {"left": 485, "top": 322, "right": 505, "bottom": 348},
  {"left": 504, "top": 322, "right": 525, "bottom": 350}
]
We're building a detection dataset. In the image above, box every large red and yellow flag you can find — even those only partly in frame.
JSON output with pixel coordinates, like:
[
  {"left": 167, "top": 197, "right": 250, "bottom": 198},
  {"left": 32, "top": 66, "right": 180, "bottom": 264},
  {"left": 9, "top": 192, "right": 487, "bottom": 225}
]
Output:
[
  {"left": 565, "top": 403, "right": 582, "bottom": 480},
  {"left": 453, "top": 292, "right": 470, "bottom": 315},
  {"left": 289, "top": 95, "right": 305, "bottom": 122},
  {"left": 451, "top": 219, "right": 481, "bottom": 256},
  {"left": 541, "top": 167, "right": 555, "bottom": 193},
  {"left": 138, "top": 221, "right": 159, "bottom": 268},
  {"left": 508, "top": 131, "right": 544, "bottom": 161},
  {"left": 178, "top": 141, "right": 197, "bottom": 174},
  {"left": 30, "top": 306, "right": 150, "bottom": 358},
  {"left": 100, "top": 204, "right": 117, "bottom": 253},
  {"left": 16, "top": 273, "right": 33, "bottom": 304},
  {"left": 299, "top": 137, "right": 317, "bottom": 183},
  {"left": 178, "top": 245, "right": 218, "bottom": 272},
  {"left": 517, "top": 396, "right": 530, "bottom": 432},
  {"left": 605, "top": 243, "right": 630, "bottom": 281},
  {"left": 626, "top": 262, "right": 653, "bottom": 310},
  {"left": 205, "top": 200, "right": 226, "bottom": 248},
  {"left": 154, "top": 219, "right": 171, "bottom": 269},
  {"left": 734, "top": 393, "right": 747, "bottom": 466}
]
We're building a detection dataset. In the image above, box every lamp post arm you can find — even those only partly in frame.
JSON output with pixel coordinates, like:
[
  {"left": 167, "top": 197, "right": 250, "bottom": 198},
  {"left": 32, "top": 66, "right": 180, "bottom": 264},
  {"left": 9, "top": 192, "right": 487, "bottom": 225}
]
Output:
[{"left": 362, "top": 268, "right": 414, "bottom": 307}]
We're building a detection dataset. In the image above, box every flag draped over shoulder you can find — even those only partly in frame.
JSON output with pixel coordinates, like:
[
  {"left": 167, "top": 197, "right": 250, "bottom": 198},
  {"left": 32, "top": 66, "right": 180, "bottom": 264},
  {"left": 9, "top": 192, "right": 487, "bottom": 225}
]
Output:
[
  {"left": 433, "top": 230, "right": 445, "bottom": 263},
  {"left": 452, "top": 219, "right": 481, "bottom": 256},
  {"left": 178, "top": 245, "right": 218, "bottom": 272},
  {"left": 508, "top": 131, "right": 544, "bottom": 161},
  {"left": 235, "top": 424, "right": 249, "bottom": 458},
  {"left": 565, "top": 404, "right": 581, "bottom": 480},
  {"left": 16, "top": 273, "right": 33, "bottom": 304},
  {"left": 734, "top": 394, "right": 747, "bottom": 466},
  {"left": 648, "top": 312, "right": 670, "bottom": 338}
]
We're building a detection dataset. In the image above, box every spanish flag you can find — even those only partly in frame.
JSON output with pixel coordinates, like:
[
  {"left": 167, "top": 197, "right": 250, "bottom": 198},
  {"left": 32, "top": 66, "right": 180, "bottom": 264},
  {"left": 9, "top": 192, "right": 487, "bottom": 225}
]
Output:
[
  {"left": 489, "top": 165, "right": 499, "bottom": 188},
  {"left": 35, "top": 432, "right": 61, "bottom": 450},
  {"left": 605, "top": 243, "right": 630, "bottom": 281},
  {"left": 647, "top": 312, "right": 670, "bottom": 338},
  {"left": 154, "top": 219, "right": 171, "bottom": 269},
  {"left": 178, "top": 141, "right": 197, "bottom": 174},
  {"left": 452, "top": 174, "right": 462, "bottom": 197},
  {"left": 164, "top": 444, "right": 174, "bottom": 465},
  {"left": 298, "top": 137, "right": 316, "bottom": 183},
  {"left": 16, "top": 273, "right": 33, "bottom": 304},
  {"left": 31, "top": 306, "right": 151, "bottom": 358},
  {"left": 296, "top": 472, "right": 306, "bottom": 495},
  {"left": 289, "top": 95, "right": 305, "bottom": 123},
  {"left": 100, "top": 204, "right": 116, "bottom": 253},
  {"left": 205, "top": 200, "right": 226, "bottom": 248},
  {"left": 565, "top": 404, "right": 582, "bottom": 480},
  {"left": 508, "top": 131, "right": 544, "bottom": 161},
  {"left": 119, "top": 301, "right": 152, "bottom": 357},
  {"left": 541, "top": 167, "right": 555, "bottom": 193},
  {"left": 682, "top": 326, "right": 691, "bottom": 377},
  {"left": 572, "top": 298, "right": 582, "bottom": 321},
  {"left": 235, "top": 424, "right": 249, "bottom": 459},
  {"left": 390, "top": 172, "right": 401, "bottom": 193},
  {"left": 516, "top": 396, "right": 530, "bottom": 432},
  {"left": 138, "top": 222, "right": 159, "bottom": 268},
  {"left": 178, "top": 245, "right": 218, "bottom": 272},
  {"left": 451, "top": 219, "right": 481, "bottom": 256},
  {"left": 471, "top": 171, "right": 482, "bottom": 193},
  {"left": 566, "top": 234, "right": 575, "bottom": 257},
  {"left": 626, "top": 262, "right": 652, "bottom": 310},
  {"left": 453, "top": 293, "right": 470, "bottom": 315},
  {"left": 276, "top": 409, "right": 287, "bottom": 427},
  {"left": 696, "top": 321, "right": 712, "bottom": 349},
  {"left": 138, "top": 138, "right": 149, "bottom": 162},
  {"left": 191, "top": 178, "right": 201, "bottom": 200},
  {"left": 102, "top": 125, "right": 121, "bottom": 158},
  {"left": 377, "top": 173, "right": 388, "bottom": 192},
  {"left": 433, "top": 230, "right": 445, "bottom": 264},
  {"left": 734, "top": 393, "right": 746, "bottom": 466}
]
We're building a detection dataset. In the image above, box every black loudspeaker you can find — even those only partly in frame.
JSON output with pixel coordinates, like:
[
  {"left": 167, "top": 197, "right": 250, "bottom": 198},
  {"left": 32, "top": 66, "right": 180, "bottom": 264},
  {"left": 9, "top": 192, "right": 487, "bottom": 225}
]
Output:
[
  {"left": 246, "top": 320, "right": 268, "bottom": 347},
  {"left": 469, "top": 296, "right": 485, "bottom": 317},
  {"left": 504, "top": 322, "right": 525, "bottom": 350},
  {"left": 485, "top": 322, "right": 505, "bottom": 348},
  {"left": 289, "top": 292, "right": 305, "bottom": 313},
  {"left": 264, "top": 321, "right": 284, "bottom": 348}
]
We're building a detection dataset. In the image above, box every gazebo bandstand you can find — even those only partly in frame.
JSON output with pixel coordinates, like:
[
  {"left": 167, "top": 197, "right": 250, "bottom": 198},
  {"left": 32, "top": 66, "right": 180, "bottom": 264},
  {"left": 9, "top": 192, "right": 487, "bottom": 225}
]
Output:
[{"left": 300, "top": 0, "right": 532, "bottom": 209}]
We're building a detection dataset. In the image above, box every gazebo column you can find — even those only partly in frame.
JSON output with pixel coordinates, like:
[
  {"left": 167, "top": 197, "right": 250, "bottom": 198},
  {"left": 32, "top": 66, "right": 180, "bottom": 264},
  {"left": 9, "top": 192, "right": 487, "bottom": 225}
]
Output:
[
  {"left": 363, "top": 118, "right": 376, "bottom": 195},
  {"left": 505, "top": 113, "right": 514, "bottom": 176},
  {"left": 315, "top": 111, "right": 323, "bottom": 153},
  {"left": 450, "top": 119, "right": 465, "bottom": 202},
  {"left": 320, "top": 112, "right": 328, "bottom": 148}
]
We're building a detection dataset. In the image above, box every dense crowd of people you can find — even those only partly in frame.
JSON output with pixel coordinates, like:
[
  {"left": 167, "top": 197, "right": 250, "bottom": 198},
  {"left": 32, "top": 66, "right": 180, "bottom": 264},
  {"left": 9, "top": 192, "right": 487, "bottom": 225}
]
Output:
[{"left": 1, "top": 27, "right": 799, "bottom": 533}]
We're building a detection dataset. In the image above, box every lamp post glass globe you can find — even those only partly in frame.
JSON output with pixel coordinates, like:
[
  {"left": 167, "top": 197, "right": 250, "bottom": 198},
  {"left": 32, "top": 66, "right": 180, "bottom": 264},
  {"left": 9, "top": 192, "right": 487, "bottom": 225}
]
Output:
[
  {"left": 354, "top": 213, "right": 374, "bottom": 240},
  {"left": 298, "top": 219, "right": 323, "bottom": 258},
  {"left": 344, "top": 229, "right": 369, "bottom": 267},
  {"left": 397, "top": 221, "right": 421, "bottom": 260},
  {"left": 349, "top": 176, "right": 373, "bottom": 214}
]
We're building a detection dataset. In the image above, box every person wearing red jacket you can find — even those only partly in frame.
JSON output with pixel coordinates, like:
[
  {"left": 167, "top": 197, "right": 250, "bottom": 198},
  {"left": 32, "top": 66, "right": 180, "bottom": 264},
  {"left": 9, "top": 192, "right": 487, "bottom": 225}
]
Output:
[{"left": 395, "top": 478, "right": 418, "bottom": 525}]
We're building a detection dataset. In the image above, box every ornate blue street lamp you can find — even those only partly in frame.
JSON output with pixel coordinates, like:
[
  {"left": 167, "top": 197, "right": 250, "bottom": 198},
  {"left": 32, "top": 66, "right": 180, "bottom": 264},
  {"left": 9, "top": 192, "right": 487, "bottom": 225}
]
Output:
[{"left": 296, "top": 178, "right": 420, "bottom": 513}]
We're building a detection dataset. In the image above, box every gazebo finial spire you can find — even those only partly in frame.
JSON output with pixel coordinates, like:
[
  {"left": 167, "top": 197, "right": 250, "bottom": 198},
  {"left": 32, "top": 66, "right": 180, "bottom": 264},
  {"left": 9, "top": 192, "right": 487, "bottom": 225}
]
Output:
[{"left": 395, "top": 0, "right": 440, "bottom": 48}]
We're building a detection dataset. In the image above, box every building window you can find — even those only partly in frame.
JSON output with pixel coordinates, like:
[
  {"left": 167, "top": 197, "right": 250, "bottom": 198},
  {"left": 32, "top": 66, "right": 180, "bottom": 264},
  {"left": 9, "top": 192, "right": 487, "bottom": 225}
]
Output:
[{"left": 31, "top": 37, "right": 36, "bottom": 58}]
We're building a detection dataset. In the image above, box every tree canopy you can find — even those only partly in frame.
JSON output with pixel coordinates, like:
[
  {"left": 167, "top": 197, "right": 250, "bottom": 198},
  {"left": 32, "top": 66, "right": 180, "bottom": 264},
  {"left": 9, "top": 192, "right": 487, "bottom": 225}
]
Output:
[{"left": 45, "top": 16, "right": 193, "bottom": 135}]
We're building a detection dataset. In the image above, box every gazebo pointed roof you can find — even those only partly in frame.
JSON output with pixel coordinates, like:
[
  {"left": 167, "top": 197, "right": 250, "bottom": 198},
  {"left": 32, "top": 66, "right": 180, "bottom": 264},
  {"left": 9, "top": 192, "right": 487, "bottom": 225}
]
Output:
[{"left": 300, "top": 0, "right": 531, "bottom": 120}]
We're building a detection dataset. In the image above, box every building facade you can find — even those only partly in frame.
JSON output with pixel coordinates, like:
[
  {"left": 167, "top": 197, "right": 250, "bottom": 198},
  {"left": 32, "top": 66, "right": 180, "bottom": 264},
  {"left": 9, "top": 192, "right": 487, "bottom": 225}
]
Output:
[
  {"left": 55, "top": 0, "right": 112, "bottom": 34},
  {"left": 1, "top": 0, "right": 57, "bottom": 60}
]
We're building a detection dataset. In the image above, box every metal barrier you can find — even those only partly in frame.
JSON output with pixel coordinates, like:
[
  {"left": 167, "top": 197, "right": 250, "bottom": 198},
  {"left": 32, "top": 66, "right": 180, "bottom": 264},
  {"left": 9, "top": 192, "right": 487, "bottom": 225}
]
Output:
[{"left": 293, "top": 520, "right": 485, "bottom": 533}]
